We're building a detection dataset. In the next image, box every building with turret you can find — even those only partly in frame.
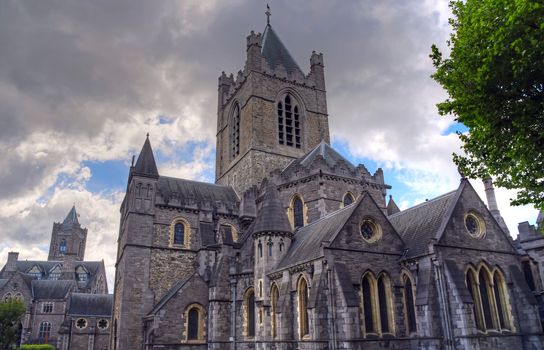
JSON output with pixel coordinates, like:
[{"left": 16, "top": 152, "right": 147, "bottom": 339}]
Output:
[
  {"left": 0, "top": 206, "right": 112, "bottom": 349},
  {"left": 111, "top": 11, "right": 544, "bottom": 350}
]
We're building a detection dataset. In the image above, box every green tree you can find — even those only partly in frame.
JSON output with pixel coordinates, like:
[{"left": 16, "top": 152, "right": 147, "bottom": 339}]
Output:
[
  {"left": 430, "top": 0, "right": 544, "bottom": 210},
  {"left": 0, "top": 299, "right": 25, "bottom": 350}
]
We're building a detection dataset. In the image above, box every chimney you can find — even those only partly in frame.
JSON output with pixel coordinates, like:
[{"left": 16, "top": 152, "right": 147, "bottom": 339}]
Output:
[
  {"left": 6, "top": 252, "right": 19, "bottom": 272},
  {"left": 483, "top": 178, "right": 510, "bottom": 234}
]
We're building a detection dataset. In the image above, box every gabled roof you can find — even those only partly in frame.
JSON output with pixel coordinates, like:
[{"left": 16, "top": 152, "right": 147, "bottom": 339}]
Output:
[
  {"left": 68, "top": 293, "right": 113, "bottom": 316},
  {"left": 261, "top": 24, "right": 303, "bottom": 75},
  {"left": 133, "top": 135, "right": 159, "bottom": 178},
  {"left": 253, "top": 183, "right": 292, "bottom": 235},
  {"left": 63, "top": 205, "right": 79, "bottom": 227},
  {"left": 32, "top": 280, "right": 75, "bottom": 299},
  {"left": 389, "top": 189, "right": 459, "bottom": 258},
  {"left": 275, "top": 202, "right": 357, "bottom": 270},
  {"left": 283, "top": 141, "right": 356, "bottom": 174},
  {"left": 157, "top": 177, "right": 239, "bottom": 208}
]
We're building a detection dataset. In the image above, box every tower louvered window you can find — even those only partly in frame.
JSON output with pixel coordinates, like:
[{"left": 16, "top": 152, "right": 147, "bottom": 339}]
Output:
[
  {"left": 278, "top": 94, "right": 301, "bottom": 148},
  {"left": 59, "top": 239, "right": 67, "bottom": 253},
  {"left": 231, "top": 104, "right": 240, "bottom": 158}
]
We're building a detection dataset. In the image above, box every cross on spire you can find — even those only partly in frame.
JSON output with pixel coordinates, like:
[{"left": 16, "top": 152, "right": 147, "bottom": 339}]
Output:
[{"left": 265, "top": 4, "right": 271, "bottom": 25}]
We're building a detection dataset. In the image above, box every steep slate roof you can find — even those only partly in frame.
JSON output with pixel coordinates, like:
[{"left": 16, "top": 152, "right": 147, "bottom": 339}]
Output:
[
  {"left": 68, "top": 293, "right": 113, "bottom": 316},
  {"left": 283, "top": 141, "right": 356, "bottom": 174},
  {"left": 261, "top": 24, "right": 303, "bottom": 75},
  {"left": 12, "top": 260, "right": 103, "bottom": 286},
  {"left": 0, "top": 279, "right": 8, "bottom": 289},
  {"left": 32, "top": 280, "right": 75, "bottom": 299},
  {"left": 253, "top": 183, "right": 292, "bottom": 234},
  {"left": 389, "top": 189, "right": 458, "bottom": 258},
  {"left": 63, "top": 205, "right": 79, "bottom": 227},
  {"left": 276, "top": 203, "right": 356, "bottom": 270},
  {"left": 157, "top": 177, "right": 239, "bottom": 207},
  {"left": 133, "top": 135, "right": 159, "bottom": 178}
]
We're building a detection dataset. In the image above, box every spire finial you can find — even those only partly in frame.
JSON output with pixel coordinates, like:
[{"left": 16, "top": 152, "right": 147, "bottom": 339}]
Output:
[
  {"left": 265, "top": 4, "right": 271, "bottom": 25},
  {"left": 146, "top": 132, "right": 149, "bottom": 138}
]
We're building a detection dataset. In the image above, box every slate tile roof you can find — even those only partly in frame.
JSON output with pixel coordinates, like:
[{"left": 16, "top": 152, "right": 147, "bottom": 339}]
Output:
[
  {"left": 32, "top": 280, "right": 75, "bottom": 299},
  {"left": 62, "top": 205, "right": 80, "bottom": 227},
  {"left": 253, "top": 183, "right": 292, "bottom": 235},
  {"left": 389, "top": 190, "right": 458, "bottom": 258},
  {"left": 68, "top": 293, "right": 113, "bottom": 316},
  {"left": 261, "top": 24, "right": 303, "bottom": 75},
  {"left": 283, "top": 141, "right": 356, "bottom": 174},
  {"left": 147, "top": 273, "right": 195, "bottom": 316},
  {"left": 275, "top": 203, "right": 356, "bottom": 270},
  {"left": 133, "top": 136, "right": 159, "bottom": 178},
  {"left": 12, "top": 260, "right": 102, "bottom": 282},
  {"left": 157, "top": 177, "right": 239, "bottom": 208}
]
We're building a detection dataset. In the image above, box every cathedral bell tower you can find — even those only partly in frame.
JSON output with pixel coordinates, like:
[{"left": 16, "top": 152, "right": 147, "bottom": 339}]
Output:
[
  {"left": 48, "top": 205, "right": 87, "bottom": 261},
  {"left": 215, "top": 10, "right": 330, "bottom": 194}
]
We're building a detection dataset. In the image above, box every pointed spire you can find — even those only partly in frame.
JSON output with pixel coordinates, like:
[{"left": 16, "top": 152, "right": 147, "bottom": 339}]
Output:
[
  {"left": 133, "top": 134, "right": 159, "bottom": 178},
  {"left": 387, "top": 195, "right": 400, "bottom": 216},
  {"left": 261, "top": 22, "right": 303, "bottom": 75},
  {"left": 253, "top": 182, "right": 292, "bottom": 235},
  {"left": 63, "top": 205, "right": 80, "bottom": 227}
]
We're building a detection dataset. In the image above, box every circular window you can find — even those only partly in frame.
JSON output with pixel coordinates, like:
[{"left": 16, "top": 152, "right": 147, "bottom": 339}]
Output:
[
  {"left": 75, "top": 318, "right": 87, "bottom": 329},
  {"left": 360, "top": 219, "right": 382, "bottom": 243},
  {"left": 465, "top": 212, "right": 485, "bottom": 238},
  {"left": 97, "top": 319, "right": 109, "bottom": 330}
]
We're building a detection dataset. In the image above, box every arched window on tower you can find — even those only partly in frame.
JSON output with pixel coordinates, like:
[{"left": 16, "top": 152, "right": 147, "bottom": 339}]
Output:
[
  {"left": 59, "top": 239, "right": 67, "bottom": 254},
  {"left": 245, "top": 288, "right": 256, "bottom": 337},
  {"left": 174, "top": 223, "right": 185, "bottom": 245},
  {"left": 298, "top": 277, "right": 309, "bottom": 338},
  {"left": 342, "top": 192, "right": 355, "bottom": 207},
  {"left": 277, "top": 94, "right": 301, "bottom": 148},
  {"left": 231, "top": 104, "right": 240, "bottom": 158},
  {"left": 292, "top": 195, "right": 304, "bottom": 229},
  {"left": 271, "top": 284, "right": 279, "bottom": 338}
]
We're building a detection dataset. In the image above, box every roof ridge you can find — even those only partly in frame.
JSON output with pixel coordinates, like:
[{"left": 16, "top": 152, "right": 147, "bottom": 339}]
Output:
[
  {"left": 160, "top": 176, "right": 233, "bottom": 189},
  {"left": 389, "top": 189, "right": 457, "bottom": 219}
]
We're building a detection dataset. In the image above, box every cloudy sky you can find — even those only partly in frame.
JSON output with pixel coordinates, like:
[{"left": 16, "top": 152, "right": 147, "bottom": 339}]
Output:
[{"left": 0, "top": 0, "right": 539, "bottom": 291}]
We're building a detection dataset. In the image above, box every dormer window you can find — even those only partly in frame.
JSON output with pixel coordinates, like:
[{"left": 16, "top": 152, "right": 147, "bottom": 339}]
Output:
[
  {"left": 59, "top": 239, "right": 67, "bottom": 254},
  {"left": 28, "top": 266, "right": 43, "bottom": 280},
  {"left": 49, "top": 265, "right": 62, "bottom": 280},
  {"left": 277, "top": 94, "right": 301, "bottom": 148}
]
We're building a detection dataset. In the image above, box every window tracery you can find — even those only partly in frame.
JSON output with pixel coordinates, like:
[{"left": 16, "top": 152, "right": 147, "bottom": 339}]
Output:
[{"left": 277, "top": 94, "right": 301, "bottom": 148}]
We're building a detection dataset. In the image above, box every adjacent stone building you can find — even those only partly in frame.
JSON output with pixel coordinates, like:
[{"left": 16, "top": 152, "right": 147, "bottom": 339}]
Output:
[
  {"left": 111, "top": 12, "right": 544, "bottom": 350},
  {"left": 0, "top": 206, "right": 112, "bottom": 349}
]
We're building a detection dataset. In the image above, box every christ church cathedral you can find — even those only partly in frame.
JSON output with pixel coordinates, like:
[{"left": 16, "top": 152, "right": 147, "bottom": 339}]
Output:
[{"left": 109, "top": 9, "right": 544, "bottom": 350}]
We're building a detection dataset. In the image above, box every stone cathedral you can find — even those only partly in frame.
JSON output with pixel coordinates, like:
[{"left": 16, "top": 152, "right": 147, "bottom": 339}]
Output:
[{"left": 111, "top": 13, "right": 544, "bottom": 350}]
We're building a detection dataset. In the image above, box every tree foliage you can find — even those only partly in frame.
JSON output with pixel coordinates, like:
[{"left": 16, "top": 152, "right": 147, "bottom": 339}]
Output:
[
  {"left": 431, "top": 0, "right": 544, "bottom": 209},
  {"left": 0, "top": 299, "right": 25, "bottom": 350}
]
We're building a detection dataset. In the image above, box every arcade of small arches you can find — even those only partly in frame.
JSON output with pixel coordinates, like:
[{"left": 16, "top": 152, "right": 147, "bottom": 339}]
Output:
[{"left": 235, "top": 262, "right": 514, "bottom": 339}]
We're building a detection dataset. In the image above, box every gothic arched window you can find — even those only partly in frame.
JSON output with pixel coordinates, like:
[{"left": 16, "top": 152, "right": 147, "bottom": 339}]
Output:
[
  {"left": 402, "top": 273, "right": 417, "bottom": 334},
  {"left": 292, "top": 195, "right": 304, "bottom": 229},
  {"left": 174, "top": 223, "right": 185, "bottom": 245},
  {"left": 343, "top": 192, "right": 355, "bottom": 207},
  {"left": 361, "top": 273, "right": 376, "bottom": 334},
  {"left": 170, "top": 218, "right": 190, "bottom": 248},
  {"left": 277, "top": 94, "right": 301, "bottom": 148},
  {"left": 271, "top": 284, "right": 279, "bottom": 338},
  {"left": 39, "top": 321, "right": 51, "bottom": 343},
  {"left": 478, "top": 269, "right": 494, "bottom": 329},
  {"left": 59, "top": 239, "right": 67, "bottom": 254},
  {"left": 466, "top": 268, "right": 484, "bottom": 331},
  {"left": 298, "top": 277, "right": 309, "bottom": 337},
  {"left": 231, "top": 104, "right": 240, "bottom": 158},
  {"left": 185, "top": 304, "right": 205, "bottom": 342},
  {"left": 245, "top": 288, "right": 256, "bottom": 337}
]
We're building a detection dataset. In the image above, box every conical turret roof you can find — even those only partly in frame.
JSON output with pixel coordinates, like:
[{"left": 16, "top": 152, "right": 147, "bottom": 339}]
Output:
[
  {"left": 261, "top": 24, "right": 303, "bottom": 75},
  {"left": 253, "top": 182, "right": 292, "bottom": 235},
  {"left": 63, "top": 205, "right": 79, "bottom": 227},
  {"left": 133, "top": 135, "right": 159, "bottom": 178}
]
